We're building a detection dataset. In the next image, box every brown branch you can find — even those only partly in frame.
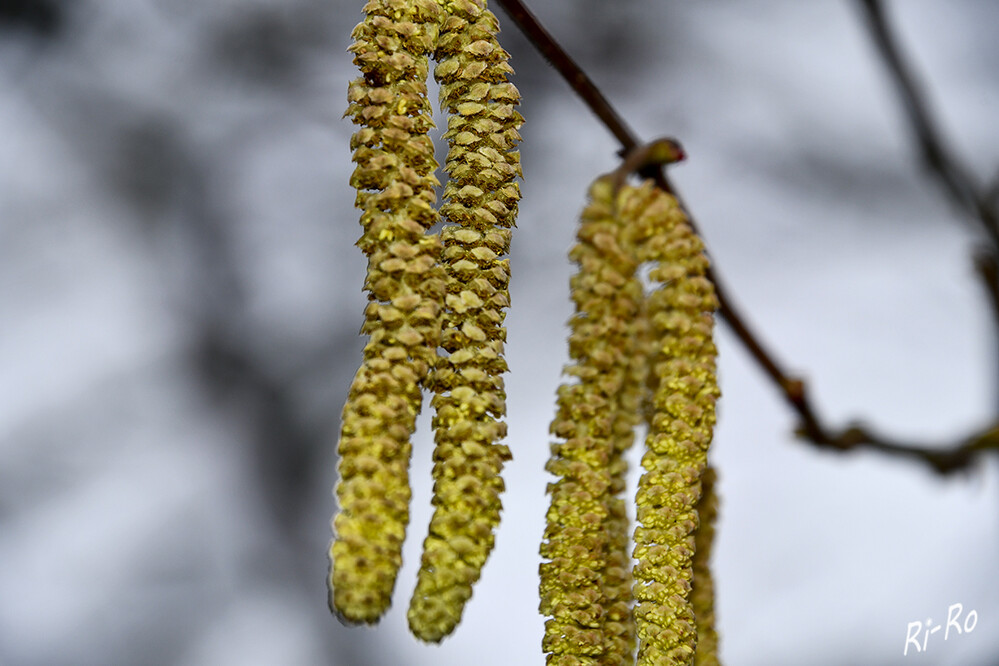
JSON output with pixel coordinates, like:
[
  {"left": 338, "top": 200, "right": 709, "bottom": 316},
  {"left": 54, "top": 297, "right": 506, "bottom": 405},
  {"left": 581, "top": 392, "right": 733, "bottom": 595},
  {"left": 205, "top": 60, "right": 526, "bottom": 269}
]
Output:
[
  {"left": 974, "top": 250, "right": 999, "bottom": 330},
  {"left": 494, "top": 0, "right": 637, "bottom": 154},
  {"left": 494, "top": 0, "right": 998, "bottom": 475},
  {"left": 800, "top": 422, "right": 999, "bottom": 475}
]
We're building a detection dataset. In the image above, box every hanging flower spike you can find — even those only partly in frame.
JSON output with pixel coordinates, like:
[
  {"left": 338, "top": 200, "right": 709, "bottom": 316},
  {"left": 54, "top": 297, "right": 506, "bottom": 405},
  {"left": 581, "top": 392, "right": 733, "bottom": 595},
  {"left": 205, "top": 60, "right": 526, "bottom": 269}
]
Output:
[
  {"left": 539, "top": 176, "right": 645, "bottom": 665},
  {"left": 407, "top": 0, "right": 523, "bottom": 642},
  {"left": 692, "top": 465, "right": 720, "bottom": 666},
  {"left": 600, "top": 301, "right": 651, "bottom": 665},
  {"left": 626, "top": 181, "right": 720, "bottom": 666},
  {"left": 330, "top": 0, "right": 446, "bottom": 625},
  {"left": 601, "top": 498, "right": 637, "bottom": 666}
]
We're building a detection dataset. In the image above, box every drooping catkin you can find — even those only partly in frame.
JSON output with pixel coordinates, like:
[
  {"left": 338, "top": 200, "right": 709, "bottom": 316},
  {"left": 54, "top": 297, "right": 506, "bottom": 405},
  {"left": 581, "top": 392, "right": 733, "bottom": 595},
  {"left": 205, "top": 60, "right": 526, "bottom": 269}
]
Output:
[
  {"left": 407, "top": 0, "right": 523, "bottom": 642},
  {"left": 539, "top": 177, "right": 645, "bottom": 665},
  {"left": 692, "top": 465, "right": 720, "bottom": 666},
  {"left": 600, "top": 300, "right": 651, "bottom": 665},
  {"left": 330, "top": 0, "right": 445, "bottom": 625},
  {"left": 627, "top": 181, "right": 720, "bottom": 666}
]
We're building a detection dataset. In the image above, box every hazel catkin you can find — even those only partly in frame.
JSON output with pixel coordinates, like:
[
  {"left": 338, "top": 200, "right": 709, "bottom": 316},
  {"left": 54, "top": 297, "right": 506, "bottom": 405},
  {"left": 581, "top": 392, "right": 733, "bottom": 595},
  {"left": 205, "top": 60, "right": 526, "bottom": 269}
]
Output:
[
  {"left": 330, "top": 0, "right": 446, "bottom": 625},
  {"left": 407, "top": 0, "right": 524, "bottom": 643}
]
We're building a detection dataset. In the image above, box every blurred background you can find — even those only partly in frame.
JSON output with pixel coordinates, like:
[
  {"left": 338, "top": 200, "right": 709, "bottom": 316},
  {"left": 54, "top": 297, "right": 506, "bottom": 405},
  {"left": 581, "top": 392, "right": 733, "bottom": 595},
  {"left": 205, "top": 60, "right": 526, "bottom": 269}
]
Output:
[{"left": 2, "top": 0, "right": 999, "bottom": 664}]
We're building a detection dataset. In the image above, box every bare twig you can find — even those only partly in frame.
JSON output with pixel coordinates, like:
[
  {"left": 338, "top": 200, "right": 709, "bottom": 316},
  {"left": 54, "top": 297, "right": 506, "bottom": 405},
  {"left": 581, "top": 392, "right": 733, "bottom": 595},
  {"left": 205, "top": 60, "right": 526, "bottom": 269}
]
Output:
[
  {"left": 974, "top": 250, "right": 999, "bottom": 330},
  {"left": 494, "top": 0, "right": 638, "bottom": 155},
  {"left": 856, "top": 0, "right": 999, "bottom": 243},
  {"left": 857, "top": 0, "right": 999, "bottom": 415},
  {"left": 494, "top": 0, "right": 999, "bottom": 474}
]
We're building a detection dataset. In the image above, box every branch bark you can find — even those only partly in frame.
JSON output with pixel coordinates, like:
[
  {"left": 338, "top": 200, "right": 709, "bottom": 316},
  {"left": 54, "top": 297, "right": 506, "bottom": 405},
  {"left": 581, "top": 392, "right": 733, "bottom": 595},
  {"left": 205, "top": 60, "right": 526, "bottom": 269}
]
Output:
[{"left": 495, "top": 0, "right": 999, "bottom": 475}]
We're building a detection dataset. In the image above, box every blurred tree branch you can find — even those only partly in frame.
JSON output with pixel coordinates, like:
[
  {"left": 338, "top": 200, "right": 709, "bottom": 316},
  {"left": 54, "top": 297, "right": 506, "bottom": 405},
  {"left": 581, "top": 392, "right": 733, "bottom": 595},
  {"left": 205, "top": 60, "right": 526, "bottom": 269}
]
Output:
[
  {"left": 857, "top": 0, "right": 999, "bottom": 243},
  {"left": 495, "top": 0, "right": 999, "bottom": 475},
  {"left": 856, "top": 0, "right": 999, "bottom": 414}
]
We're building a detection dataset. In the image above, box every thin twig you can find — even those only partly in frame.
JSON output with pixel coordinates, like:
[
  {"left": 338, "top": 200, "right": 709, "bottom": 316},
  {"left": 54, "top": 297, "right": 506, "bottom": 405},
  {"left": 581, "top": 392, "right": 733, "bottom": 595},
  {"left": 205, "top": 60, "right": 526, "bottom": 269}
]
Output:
[
  {"left": 494, "top": 0, "right": 999, "bottom": 474},
  {"left": 857, "top": 0, "right": 999, "bottom": 415},
  {"left": 974, "top": 250, "right": 999, "bottom": 330},
  {"left": 494, "top": 0, "right": 638, "bottom": 154},
  {"left": 857, "top": 0, "right": 998, "bottom": 242}
]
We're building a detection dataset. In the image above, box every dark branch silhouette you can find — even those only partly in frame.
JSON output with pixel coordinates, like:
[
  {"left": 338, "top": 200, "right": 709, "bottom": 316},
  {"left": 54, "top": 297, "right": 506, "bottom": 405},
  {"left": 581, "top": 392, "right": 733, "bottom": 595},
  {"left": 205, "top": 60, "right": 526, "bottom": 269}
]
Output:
[
  {"left": 495, "top": 0, "right": 999, "bottom": 475},
  {"left": 857, "top": 0, "right": 999, "bottom": 416}
]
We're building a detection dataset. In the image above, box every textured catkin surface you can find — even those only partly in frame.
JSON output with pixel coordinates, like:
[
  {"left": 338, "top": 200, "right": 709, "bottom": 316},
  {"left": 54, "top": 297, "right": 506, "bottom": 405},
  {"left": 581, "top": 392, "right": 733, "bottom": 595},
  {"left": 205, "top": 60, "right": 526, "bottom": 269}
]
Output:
[
  {"left": 539, "top": 177, "right": 645, "bottom": 666},
  {"left": 626, "top": 181, "right": 719, "bottom": 666},
  {"left": 330, "top": 0, "right": 446, "bottom": 625},
  {"left": 407, "top": 0, "right": 523, "bottom": 642},
  {"left": 601, "top": 298, "right": 650, "bottom": 664},
  {"left": 692, "top": 465, "right": 720, "bottom": 666}
]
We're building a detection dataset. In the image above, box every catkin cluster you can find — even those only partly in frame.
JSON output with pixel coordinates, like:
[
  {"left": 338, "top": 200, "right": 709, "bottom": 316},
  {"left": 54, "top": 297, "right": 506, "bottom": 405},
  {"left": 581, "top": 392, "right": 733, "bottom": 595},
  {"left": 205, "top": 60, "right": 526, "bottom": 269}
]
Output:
[
  {"left": 333, "top": 1, "right": 719, "bottom": 659},
  {"left": 541, "top": 176, "right": 721, "bottom": 666},
  {"left": 330, "top": 0, "right": 521, "bottom": 640}
]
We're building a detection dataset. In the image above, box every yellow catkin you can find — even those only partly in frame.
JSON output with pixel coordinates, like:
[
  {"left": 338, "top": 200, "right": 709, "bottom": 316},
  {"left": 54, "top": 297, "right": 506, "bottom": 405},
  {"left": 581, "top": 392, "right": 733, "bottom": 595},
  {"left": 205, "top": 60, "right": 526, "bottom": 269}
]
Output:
[
  {"left": 407, "top": 0, "right": 523, "bottom": 642},
  {"left": 626, "top": 180, "right": 720, "bottom": 666},
  {"left": 692, "top": 465, "right": 720, "bottom": 666},
  {"left": 540, "top": 177, "right": 645, "bottom": 665},
  {"left": 600, "top": 300, "right": 651, "bottom": 666},
  {"left": 330, "top": 0, "right": 446, "bottom": 625}
]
